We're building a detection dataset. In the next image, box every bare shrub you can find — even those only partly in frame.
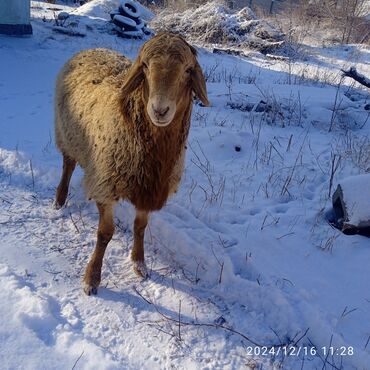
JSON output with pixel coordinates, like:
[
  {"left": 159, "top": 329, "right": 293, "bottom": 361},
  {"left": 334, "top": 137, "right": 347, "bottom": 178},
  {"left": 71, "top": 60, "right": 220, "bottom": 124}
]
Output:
[
  {"left": 320, "top": 0, "right": 369, "bottom": 44},
  {"left": 273, "top": 0, "right": 370, "bottom": 45},
  {"left": 338, "top": 132, "right": 370, "bottom": 173},
  {"left": 146, "top": 0, "right": 213, "bottom": 11}
]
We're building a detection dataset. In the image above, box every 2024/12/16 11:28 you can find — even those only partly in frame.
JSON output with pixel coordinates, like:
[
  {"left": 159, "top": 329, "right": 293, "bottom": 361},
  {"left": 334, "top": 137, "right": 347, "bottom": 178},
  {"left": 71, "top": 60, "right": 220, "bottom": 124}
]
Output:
[{"left": 245, "top": 345, "right": 354, "bottom": 357}]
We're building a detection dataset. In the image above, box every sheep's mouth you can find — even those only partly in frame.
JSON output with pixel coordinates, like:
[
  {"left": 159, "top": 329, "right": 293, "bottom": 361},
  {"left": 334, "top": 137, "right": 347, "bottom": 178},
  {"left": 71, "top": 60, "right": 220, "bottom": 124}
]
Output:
[
  {"left": 147, "top": 97, "right": 176, "bottom": 128},
  {"left": 151, "top": 119, "right": 172, "bottom": 127}
]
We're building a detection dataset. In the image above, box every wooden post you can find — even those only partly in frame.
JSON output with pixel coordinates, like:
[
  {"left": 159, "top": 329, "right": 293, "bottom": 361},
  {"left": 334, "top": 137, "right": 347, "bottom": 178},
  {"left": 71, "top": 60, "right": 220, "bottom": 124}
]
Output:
[{"left": 269, "top": 0, "right": 275, "bottom": 14}]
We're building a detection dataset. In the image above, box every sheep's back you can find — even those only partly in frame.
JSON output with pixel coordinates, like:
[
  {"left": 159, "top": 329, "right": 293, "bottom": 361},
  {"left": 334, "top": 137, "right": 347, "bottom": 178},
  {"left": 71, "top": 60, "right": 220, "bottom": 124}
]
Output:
[
  {"left": 55, "top": 48, "right": 134, "bottom": 202},
  {"left": 55, "top": 48, "right": 131, "bottom": 164}
]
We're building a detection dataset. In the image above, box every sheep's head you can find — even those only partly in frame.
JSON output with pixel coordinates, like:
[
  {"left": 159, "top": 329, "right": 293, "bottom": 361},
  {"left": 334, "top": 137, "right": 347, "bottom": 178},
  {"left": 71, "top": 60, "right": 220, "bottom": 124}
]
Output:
[{"left": 121, "top": 33, "right": 210, "bottom": 127}]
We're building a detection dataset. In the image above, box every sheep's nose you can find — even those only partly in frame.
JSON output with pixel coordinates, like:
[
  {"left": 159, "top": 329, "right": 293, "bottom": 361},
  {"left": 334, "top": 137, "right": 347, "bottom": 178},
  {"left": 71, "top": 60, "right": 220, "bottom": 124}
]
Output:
[{"left": 152, "top": 105, "right": 170, "bottom": 118}]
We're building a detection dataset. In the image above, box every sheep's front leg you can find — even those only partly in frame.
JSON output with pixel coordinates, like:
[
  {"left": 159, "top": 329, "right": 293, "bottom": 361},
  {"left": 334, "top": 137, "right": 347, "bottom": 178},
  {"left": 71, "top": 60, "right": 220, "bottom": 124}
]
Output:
[
  {"left": 131, "top": 209, "right": 149, "bottom": 278},
  {"left": 83, "top": 202, "right": 115, "bottom": 295},
  {"left": 55, "top": 154, "right": 76, "bottom": 208}
]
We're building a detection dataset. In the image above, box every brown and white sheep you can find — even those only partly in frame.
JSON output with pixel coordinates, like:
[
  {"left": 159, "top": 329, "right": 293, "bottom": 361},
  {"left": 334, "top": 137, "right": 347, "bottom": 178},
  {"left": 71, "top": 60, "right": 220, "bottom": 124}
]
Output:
[{"left": 54, "top": 33, "right": 209, "bottom": 295}]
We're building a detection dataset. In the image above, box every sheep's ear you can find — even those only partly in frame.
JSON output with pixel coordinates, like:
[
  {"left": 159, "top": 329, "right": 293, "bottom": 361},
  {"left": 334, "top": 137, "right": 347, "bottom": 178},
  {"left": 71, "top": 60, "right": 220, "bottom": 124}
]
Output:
[
  {"left": 121, "top": 59, "right": 144, "bottom": 94},
  {"left": 191, "top": 61, "right": 210, "bottom": 107}
]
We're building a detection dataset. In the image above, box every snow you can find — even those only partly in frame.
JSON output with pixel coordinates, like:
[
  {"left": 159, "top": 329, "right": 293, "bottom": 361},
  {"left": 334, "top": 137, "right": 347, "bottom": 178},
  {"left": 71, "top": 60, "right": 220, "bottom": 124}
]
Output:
[
  {"left": 0, "top": 264, "right": 118, "bottom": 370},
  {"left": 0, "top": 1, "right": 369, "bottom": 369},
  {"left": 72, "top": 0, "right": 120, "bottom": 20},
  {"left": 71, "top": 0, "right": 154, "bottom": 23},
  {"left": 340, "top": 174, "right": 370, "bottom": 226}
]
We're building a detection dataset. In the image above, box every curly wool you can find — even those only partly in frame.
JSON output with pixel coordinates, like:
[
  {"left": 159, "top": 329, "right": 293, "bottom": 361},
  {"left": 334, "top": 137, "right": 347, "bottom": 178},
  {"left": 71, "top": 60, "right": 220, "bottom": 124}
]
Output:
[{"left": 55, "top": 46, "right": 191, "bottom": 211}]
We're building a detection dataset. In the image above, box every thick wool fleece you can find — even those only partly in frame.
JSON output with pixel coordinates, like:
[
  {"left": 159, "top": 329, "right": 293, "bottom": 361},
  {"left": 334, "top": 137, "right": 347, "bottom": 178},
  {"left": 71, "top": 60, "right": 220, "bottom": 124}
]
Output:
[{"left": 55, "top": 48, "right": 191, "bottom": 211}]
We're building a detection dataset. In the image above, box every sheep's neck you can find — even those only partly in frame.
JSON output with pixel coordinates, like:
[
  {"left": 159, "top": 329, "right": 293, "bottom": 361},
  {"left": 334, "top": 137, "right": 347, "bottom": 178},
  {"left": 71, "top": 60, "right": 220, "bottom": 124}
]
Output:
[{"left": 123, "top": 96, "right": 191, "bottom": 211}]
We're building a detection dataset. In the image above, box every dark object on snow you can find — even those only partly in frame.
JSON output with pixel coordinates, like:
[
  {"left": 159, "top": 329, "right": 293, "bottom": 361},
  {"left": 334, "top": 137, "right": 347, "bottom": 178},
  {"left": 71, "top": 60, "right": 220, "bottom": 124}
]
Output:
[
  {"left": 365, "top": 103, "right": 370, "bottom": 111},
  {"left": 266, "top": 53, "right": 289, "bottom": 61},
  {"left": 227, "top": 101, "right": 254, "bottom": 112},
  {"left": 116, "top": 29, "right": 144, "bottom": 38},
  {"left": 0, "top": 23, "right": 32, "bottom": 35},
  {"left": 214, "top": 316, "right": 226, "bottom": 325},
  {"left": 111, "top": 0, "right": 152, "bottom": 39},
  {"left": 235, "top": 145, "right": 241, "bottom": 152},
  {"left": 53, "top": 26, "right": 86, "bottom": 37},
  {"left": 134, "top": 18, "right": 145, "bottom": 28},
  {"left": 119, "top": 0, "right": 141, "bottom": 19},
  {"left": 255, "top": 100, "right": 268, "bottom": 112},
  {"left": 247, "top": 40, "right": 285, "bottom": 54},
  {"left": 332, "top": 183, "right": 370, "bottom": 237},
  {"left": 110, "top": 10, "right": 120, "bottom": 20},
  {"left": 341, "top": 67, "right": 370, "bottom": 89},
  {"left": 213, "top": 47, "right": 243, "bottom": 56},
  {"left": 113, "top": 15, "right": 137, "bottom": 31},
  {"left": 57, "top": 12, "right": 70, "bottom": 21},
  {"left": 142, "top": 25, "right": 153, "bottom": 36},
  {"left": 227, "top": 99, "right": 274, "bottom": 114}
]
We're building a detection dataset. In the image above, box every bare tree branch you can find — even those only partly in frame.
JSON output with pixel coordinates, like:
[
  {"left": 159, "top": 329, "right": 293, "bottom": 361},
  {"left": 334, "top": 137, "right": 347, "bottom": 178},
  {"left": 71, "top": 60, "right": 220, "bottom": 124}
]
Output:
[{"left": 341, "top": 67, "right": 370, "bottom": 88}]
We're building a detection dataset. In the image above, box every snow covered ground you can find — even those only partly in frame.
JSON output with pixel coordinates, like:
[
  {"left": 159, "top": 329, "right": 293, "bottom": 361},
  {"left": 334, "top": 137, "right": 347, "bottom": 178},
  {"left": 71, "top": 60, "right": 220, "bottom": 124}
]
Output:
[{"left": 0, "top": 1, "right": 369, "bottom": 369}]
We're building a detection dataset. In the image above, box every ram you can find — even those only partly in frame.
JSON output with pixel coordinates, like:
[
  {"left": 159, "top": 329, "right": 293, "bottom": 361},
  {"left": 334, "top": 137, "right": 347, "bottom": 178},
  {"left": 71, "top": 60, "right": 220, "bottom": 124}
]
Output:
[{"left": 54, "top": 33, "right": 209, "bottom": 295}]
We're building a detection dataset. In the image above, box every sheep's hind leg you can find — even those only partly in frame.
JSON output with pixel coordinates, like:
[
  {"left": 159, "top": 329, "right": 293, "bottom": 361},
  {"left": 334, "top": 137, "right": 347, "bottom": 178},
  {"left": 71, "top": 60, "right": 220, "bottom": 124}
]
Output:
[
  {"left": 83, "top": 202, "right": 115, "bottom": 295},
  {"left": 131, "top": 209, "right": 149, "bottom": 278},
  {"left": 55, "top": 154, "right": 76, "bottom": 209}
]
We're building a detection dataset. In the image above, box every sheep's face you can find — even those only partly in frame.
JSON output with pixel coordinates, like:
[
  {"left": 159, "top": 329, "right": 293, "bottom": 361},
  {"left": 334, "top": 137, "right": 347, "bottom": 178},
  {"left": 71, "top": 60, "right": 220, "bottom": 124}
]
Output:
[
  {"left": 121, "top": 33, "right": 210, "bottom": 128},
  {"left": 142, "top": 56, "right": 195, "bottom": 127}
]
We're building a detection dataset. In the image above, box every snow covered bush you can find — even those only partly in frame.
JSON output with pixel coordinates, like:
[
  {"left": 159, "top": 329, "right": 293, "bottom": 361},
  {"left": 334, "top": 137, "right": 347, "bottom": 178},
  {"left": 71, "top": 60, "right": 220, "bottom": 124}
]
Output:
[{"left": 150, "top": 1, "right": 284, "bottom": 51}]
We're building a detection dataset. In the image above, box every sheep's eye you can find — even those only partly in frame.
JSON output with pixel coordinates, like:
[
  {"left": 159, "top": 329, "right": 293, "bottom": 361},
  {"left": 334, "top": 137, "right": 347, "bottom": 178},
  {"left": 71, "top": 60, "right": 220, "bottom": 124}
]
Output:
[
  {"left": 142, "top": 62, "right": 148, "bottom": 70},
  {"left": 185, "top": 67, "right": 193, "bottom": 74}
]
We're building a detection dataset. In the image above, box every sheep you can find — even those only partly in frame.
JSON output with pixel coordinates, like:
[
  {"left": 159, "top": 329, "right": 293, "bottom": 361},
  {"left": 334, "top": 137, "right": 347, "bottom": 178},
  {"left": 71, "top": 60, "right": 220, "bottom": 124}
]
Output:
[{"left": 54, "top": 33, "right": 209, "bottom": 295}]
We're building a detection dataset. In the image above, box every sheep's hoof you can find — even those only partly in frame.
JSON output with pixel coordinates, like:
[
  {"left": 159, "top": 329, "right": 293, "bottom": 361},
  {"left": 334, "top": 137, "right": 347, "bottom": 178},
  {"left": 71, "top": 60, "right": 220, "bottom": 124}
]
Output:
[
  {"left": 53, "top": 200, "right": 63, "bottom": 210},
  {"left": 83, "top": 283, "right": 98, "bottom": 296},
  {"left": 133, "top": 261, "right": 149, "bottom": 279}
]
